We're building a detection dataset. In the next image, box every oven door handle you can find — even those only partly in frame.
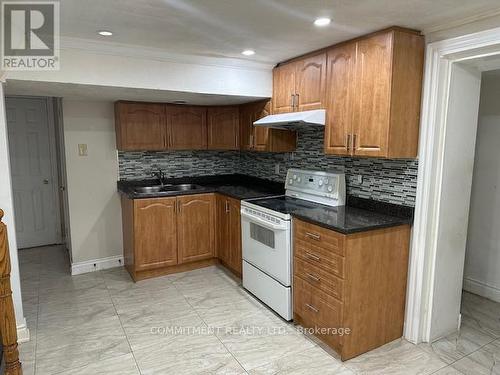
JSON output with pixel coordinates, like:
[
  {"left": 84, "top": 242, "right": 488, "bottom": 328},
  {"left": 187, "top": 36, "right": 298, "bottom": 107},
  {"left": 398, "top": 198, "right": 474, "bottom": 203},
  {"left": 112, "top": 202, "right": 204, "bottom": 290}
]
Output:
[{"left": 241, "top": 211, "right": 288, "bottom": 231}]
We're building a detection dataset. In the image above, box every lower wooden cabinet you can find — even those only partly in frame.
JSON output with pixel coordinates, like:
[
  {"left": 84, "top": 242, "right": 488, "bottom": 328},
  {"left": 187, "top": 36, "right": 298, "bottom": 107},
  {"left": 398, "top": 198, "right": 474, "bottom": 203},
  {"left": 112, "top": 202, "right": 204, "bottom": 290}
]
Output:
[
  {"left": 121, "top": 193, "right": 216, "bottom": 281},
  {"left": 132, "top": 197, "right": 178, "bottom": 271},
  {"left": 177, "top": 194, "right": 215, "bottom": 263},
  {"left": 293, "top": 218, "right": 411, "bottom": 360},
  {"left": 216, "top": 194, "right": 242, "bottom": 276}
]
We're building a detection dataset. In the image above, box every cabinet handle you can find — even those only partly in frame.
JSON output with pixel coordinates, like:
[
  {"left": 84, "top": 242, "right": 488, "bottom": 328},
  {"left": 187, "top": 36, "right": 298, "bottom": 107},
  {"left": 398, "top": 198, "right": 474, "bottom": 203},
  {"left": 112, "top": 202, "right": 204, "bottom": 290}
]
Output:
[
  {"left": 249, "top": 134, "right": 254, "bottom": 148},
  {"left": 305, "top": 252, "right": 320, "bottom": 262},
  {"left": 225, "top": 201, "right": 229, "bottom": 213},
  {"left": 346, "top": 134, "right": 351, "bottom": 152},
  {"left": 295, "top": 94, "right": 299, "bottom": 108},
  {"left": 305, "top": 232, "right": 321, "bottom": 241},
  {"left": 290, "top": 94, "right": 294, "bottom": 108},
  {"left": 305, "top": 303, "right": 319, "bottom": 313},
  {"left": 306, "top": 273, "right": 320, "bottom": 282},
  {"left": 177, "top": 201, "right": 181, "bottom": 213},
  {"left": 352, "top": 134, "right": 357, "bottom": 151}
]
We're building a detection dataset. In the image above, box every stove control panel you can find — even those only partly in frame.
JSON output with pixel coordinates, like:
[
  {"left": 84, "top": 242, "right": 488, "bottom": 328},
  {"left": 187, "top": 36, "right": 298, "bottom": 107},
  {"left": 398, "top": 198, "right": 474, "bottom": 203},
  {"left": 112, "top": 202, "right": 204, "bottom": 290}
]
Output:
[{"left": 285, "top": 169, "right": 346, "bottom": 206}]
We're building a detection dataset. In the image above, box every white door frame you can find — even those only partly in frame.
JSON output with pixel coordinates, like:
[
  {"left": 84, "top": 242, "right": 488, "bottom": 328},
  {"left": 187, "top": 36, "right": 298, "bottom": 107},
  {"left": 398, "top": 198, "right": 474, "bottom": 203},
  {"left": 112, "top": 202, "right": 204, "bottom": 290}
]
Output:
[{"left": 405, "top": 26, "right": 500, "bottom": 344}]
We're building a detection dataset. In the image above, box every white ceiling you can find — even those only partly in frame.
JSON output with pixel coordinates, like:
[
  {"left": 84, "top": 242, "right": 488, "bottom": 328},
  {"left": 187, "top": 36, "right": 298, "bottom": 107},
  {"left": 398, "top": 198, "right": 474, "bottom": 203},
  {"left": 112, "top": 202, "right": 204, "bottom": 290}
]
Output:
[{"left": 60, "top": 0, "right": 500, "bottom": 65}]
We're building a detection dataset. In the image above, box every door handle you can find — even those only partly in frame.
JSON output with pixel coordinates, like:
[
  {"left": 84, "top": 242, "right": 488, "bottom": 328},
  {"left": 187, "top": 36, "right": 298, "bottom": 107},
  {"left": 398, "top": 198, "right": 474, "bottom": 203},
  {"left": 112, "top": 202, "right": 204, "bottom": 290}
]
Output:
[
  {"left": 306, "top": 273, "right": 320, "bottom": 282},
  {"left": 305, "top": 252, "right": 320, "bottom": 262},
  {"left": 305, "top": 232, "right": 321, "bottom": 241},
  {"left": 305, "top": 303, "right": 319, "bottom": 313}
]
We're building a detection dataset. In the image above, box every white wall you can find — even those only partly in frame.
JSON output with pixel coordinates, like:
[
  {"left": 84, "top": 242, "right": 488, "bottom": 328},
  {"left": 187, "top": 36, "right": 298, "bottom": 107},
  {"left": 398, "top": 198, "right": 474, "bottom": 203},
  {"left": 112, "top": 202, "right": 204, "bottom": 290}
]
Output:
[
  {"left": 0, "top": 82, "right": 27, "bottom": 334},
  {"left": 63, "top": 100, "right": 123, "bottom": 265},
  {"left": 6, "top": 43, "right": 272, "bottom": 98},
  {"left": 464, "top": 73, "right": 500, "bottom": 302}
]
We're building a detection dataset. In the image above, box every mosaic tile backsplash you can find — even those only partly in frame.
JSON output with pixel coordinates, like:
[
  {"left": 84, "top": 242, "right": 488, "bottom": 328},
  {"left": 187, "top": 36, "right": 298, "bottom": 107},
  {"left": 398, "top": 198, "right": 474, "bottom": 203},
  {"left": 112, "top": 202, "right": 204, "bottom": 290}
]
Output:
[{"left": 119, "top": 127, "right": 418, "bottom": 206}]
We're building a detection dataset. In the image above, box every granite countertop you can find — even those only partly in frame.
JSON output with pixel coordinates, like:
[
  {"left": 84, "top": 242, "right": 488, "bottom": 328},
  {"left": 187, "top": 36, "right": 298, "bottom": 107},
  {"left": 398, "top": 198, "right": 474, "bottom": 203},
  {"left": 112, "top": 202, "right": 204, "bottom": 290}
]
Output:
[
  {"left": 117, "top": 174, "right": 285, "bottom": 201},
  {"left": 249, "top": 195, "right": 414, "bottom": 234},
  {"left": 118, "top": 174, "right": 414, "bottom": 233}
]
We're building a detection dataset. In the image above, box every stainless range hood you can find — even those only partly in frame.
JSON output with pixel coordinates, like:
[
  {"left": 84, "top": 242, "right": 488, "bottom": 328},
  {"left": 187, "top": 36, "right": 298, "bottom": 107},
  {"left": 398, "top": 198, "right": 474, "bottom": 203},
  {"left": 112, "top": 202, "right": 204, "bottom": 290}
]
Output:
[{"left": 253, "top": 109, "right": 325, "bottom": 129}]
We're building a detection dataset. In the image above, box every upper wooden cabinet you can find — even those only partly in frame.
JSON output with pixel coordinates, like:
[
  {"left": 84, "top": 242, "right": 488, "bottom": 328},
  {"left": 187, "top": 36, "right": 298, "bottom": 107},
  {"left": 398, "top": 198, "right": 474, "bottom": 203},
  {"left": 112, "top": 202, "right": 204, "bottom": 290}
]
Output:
[
  {"left": 207, "top": 106, "right": 240, "bottom": 150},
  {"left": 166, "top": 105, "right": 207, "bottom": 150},
  {"left": 272, "top": 52, "right": 327, "bottom": 114},
  {"left": 115, "top": 102, "right": 166, "bottom": 151},
  {"left": 239, "top": 100, "right": 297, "bottom": 153},
  {"left": 324, "top": 29, "right": 424, "bottom": 158},
  {"left": 324, "top": 43, "right": 356, "bottom": 156}
]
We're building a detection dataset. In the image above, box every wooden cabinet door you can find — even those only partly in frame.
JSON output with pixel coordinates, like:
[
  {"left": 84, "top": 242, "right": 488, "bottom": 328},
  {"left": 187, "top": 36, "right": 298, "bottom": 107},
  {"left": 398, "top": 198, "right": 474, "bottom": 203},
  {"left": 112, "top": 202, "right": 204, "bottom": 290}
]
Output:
[
  {"left": 207, "top": 106, "right": 240, "bottom": 150},
  {"left": 239, "top": 104, "right": 254, "bottom": 151},
  {"left": 216, "top": 195, "right": 229, "bottom": 263},
  {"left": 227, "top": 197, "right": 242, "bottom": 275},
  {"left": 166, "top": 105, "right": 207, "bottom": 150},
  {"left": 252, "top": 100, "right": 271, "bottom": 151},
  {"left": 177, "top": 194, "right": 215, "bottom": 263},
  {"left": 352, "top": 32, "right": 393, "bottom": 157},
  {"left": 296, "top": 53, "right": 327, "bottom": 112},
  {"left": 115, "top": 102, "right": 166, "bottom": 151},
  {"left": 324, "top": 44, "right": 356, "bottom": 155},
  {"left": 134, "top": 198, "right": 177, "bottom": 271},
  {"left": 272, "top": 62, "right": 296, "bottom": 114}
]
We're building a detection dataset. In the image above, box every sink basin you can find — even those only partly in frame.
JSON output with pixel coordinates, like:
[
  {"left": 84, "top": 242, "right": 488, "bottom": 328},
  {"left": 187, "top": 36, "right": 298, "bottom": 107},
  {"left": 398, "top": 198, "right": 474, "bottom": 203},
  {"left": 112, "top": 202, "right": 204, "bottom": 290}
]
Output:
[
  {"left": 134, "top": 184, "right": 203, "bottom": 194},
  {"left": 162, "top": 184, "right": 203, "bottom": 191},
  {"left": 134, "top": 185, "right": 165, "bottom": 194}
]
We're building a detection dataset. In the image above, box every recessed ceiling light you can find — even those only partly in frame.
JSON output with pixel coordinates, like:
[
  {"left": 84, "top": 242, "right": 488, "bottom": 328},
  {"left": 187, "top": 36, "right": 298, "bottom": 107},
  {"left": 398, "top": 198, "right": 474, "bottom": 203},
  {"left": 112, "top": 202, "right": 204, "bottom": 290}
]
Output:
[
  {"left": 314, "top": 18, "right": 331, "bottom": 27},
  {"left": 242, "top": 49, "right": 255, "bottom": 56},
  {"left": 98, "top": 30, "right": 113, "bottom": 36}
]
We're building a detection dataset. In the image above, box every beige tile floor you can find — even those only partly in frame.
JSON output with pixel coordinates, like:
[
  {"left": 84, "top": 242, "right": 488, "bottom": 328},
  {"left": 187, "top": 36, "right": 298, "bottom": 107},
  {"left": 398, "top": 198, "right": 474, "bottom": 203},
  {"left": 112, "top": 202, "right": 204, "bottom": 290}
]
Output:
[{"left": 15, "top": 245, "right": 500, "bottom": 374}]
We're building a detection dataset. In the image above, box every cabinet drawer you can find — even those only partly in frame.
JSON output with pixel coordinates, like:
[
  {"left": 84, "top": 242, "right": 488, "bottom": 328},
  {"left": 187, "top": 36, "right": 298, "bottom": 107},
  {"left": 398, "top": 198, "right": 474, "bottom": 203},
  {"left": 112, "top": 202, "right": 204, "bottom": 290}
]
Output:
[
  {"left": 294, "top": 257, "right": 343, "bottom": 301},
  {"left": 295, "top": 239, "right": 345, "bottom": 278},
  {"left": 294, "top": 219, "right": 345, "bottom": 256},
  {"left": 293, "top": 276, "right": 343, "bottom": 348}
]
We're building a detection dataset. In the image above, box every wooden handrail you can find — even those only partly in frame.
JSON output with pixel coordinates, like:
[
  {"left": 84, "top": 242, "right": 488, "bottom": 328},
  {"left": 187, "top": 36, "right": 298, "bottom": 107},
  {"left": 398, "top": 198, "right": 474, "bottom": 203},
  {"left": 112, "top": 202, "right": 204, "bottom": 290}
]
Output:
[{"left": 0, "top": 209, "right": 22, "bottom": 374}]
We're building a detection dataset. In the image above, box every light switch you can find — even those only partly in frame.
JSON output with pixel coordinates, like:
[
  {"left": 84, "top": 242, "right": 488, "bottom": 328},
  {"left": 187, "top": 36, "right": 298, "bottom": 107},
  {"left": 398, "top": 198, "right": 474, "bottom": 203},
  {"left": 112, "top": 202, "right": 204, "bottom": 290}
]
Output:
[{"left": 78, "top": 144, "right": 88, "bottom": 156}]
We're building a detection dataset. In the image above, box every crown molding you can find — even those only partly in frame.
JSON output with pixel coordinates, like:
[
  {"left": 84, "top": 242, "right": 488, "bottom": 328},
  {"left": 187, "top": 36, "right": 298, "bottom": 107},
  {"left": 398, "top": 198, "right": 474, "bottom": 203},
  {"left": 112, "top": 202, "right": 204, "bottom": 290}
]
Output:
[
  {"left": 60, "top": 36, "right": 274, "bottom": 72},
  {"left": 422, "top": 7, "right": 500, "bottom": 35}
]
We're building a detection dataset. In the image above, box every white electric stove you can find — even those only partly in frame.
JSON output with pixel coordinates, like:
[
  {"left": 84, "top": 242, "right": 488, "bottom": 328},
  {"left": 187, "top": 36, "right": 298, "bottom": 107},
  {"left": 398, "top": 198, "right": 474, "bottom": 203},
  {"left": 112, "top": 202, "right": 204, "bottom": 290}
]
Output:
[{"left": 240, "top": 169, "right": 346, "bottom": 320}]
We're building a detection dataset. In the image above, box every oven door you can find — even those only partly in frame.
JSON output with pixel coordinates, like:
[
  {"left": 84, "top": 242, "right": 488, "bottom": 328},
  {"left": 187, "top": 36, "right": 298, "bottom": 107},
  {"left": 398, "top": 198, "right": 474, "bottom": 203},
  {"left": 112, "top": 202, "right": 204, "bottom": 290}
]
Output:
[{"left": 241, "top": 208, "right": 291, "bottom": 286}]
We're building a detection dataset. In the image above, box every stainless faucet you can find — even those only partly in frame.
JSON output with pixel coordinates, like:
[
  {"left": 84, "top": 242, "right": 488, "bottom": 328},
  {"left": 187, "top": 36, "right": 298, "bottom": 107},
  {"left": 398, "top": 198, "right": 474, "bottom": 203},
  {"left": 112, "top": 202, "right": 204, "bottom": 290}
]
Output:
[{"left": 151, "top": 169, "right": 165, "bottom": 186}]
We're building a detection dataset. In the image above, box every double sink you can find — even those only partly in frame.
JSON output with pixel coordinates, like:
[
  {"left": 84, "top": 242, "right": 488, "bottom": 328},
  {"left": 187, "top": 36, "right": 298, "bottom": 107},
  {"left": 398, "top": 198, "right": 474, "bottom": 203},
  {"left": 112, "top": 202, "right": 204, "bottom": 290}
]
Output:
[{"left": 134, "top": 183, "right": 203, "bottom": 195}]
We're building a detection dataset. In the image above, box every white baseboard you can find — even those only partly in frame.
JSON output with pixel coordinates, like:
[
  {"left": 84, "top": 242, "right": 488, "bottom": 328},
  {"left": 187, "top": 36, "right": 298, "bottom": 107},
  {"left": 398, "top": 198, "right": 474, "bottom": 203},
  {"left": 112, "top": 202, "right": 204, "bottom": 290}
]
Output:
[
  {"left": 71, "top": 255, "right": 124, "bottom": 276},
  {"left": 463, "top": 277, "right": 500, "bottom": 303},
  {"left": 17, "top": 318, "right": 30, "bottom": 343}
]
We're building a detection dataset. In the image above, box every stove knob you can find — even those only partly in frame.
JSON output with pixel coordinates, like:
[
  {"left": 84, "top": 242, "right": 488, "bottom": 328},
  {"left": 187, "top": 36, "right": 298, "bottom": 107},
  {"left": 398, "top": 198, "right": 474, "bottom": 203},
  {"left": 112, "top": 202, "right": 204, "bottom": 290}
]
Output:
[
  {"left": 324, "top": 178, "right": 329, "bottom": 184},
  {"left": 327, "top": 186, "right": 333, "bottom": 192},
  {"left": 293, "top": 174, "right": 297, "bottom": 180},
  {"left": 318, "top": 179, "right": 324, "bottom": 186},
  {"left": 289, "top": 178, "right": 293, "bottom": 184},
  {"left": 297, "top": 177, "right": 301, "bottom": 183}
]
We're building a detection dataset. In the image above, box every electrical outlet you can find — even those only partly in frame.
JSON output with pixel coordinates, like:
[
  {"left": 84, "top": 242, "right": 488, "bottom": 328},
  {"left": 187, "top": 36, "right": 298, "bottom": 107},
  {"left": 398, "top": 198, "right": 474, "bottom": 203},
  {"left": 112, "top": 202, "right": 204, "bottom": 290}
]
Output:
[
  {"left": 78, "top": 144, "right": 88, "bottom": 156},
  {"left": 274, "top": 163, "right": 280, "bottom": 174}
]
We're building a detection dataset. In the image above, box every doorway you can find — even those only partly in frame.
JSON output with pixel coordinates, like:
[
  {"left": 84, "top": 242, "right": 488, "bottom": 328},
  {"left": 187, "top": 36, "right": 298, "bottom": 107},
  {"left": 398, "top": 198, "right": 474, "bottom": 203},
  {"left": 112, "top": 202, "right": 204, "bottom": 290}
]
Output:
[
  {"left": 5, "top": 97, "right": 62, "bottom": 248},
  {"left": 405, "top": 26, "right": 500, "bottom": 345}
]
